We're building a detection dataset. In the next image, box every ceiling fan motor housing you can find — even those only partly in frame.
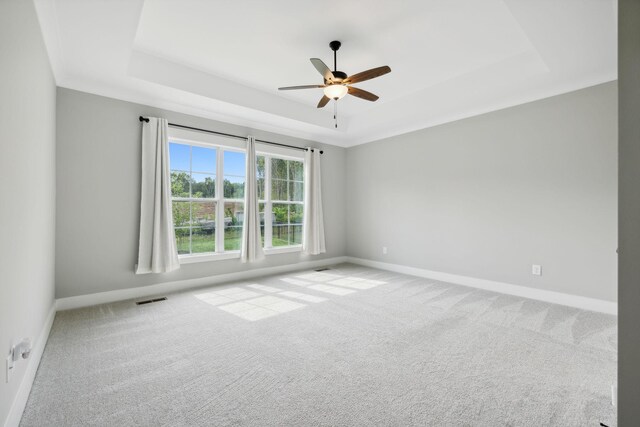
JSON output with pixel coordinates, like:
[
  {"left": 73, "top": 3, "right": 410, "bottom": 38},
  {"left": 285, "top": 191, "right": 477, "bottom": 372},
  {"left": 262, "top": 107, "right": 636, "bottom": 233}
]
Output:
[{"left": 328, "top": 71, "right": 347, "bottom": 83}]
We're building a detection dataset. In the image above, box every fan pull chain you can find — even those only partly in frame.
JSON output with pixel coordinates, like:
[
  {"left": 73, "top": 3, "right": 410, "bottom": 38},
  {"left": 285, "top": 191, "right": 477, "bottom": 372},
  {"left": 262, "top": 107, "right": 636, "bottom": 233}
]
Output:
[{"left": 334, "top": 100, "right": 338, "bottom": 129}]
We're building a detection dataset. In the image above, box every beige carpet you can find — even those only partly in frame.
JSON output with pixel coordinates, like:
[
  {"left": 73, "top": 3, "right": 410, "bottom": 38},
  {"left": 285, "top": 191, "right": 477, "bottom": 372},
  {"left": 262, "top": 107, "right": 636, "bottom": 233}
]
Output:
[{"left": 21, "top": 264, "right": 617, "bottom": 426}]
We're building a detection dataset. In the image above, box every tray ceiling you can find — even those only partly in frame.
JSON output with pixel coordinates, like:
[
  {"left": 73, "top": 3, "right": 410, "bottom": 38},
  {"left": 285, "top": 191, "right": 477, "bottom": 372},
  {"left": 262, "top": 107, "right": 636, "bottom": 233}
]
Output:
[{"left": 34, "top": 0, "right": 616, "bottom": 147}]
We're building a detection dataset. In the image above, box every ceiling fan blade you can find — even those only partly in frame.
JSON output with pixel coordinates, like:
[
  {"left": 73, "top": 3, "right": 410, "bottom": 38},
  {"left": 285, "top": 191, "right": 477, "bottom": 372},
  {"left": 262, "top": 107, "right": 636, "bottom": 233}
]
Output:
[
  {"left": 347, "top": 86, "right": 379, "bottom": 102},
  {"left": 310, "top": 58, "right": 335, "bottom": 82},
  {"left": 344, "top": 66, "right": 391, "bottom": 84},
  {"left": 278, "top": 85, "right": 325, "bottom": 90},
  {"left": 317, "top": 95, "right": 331, "bottom": 108}
]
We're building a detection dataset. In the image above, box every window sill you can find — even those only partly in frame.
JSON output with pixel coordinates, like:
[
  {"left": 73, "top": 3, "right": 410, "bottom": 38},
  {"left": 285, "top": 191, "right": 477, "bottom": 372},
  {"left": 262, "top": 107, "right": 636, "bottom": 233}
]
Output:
[
  {"left": 179, "top": 251, "right": 240, "bottom": 264},
  {"left": 264, "top": 245, "right": 303, "bottom": 255},
  {"left": 178, "top": 245, "right": 302, "bottom": 264}
]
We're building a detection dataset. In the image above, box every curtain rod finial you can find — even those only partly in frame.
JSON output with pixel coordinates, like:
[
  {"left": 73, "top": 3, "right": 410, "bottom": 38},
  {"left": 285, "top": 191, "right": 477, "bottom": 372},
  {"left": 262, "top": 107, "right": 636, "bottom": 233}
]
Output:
[{"left": 139, "top": 116, "right": 149, "bottom": 123}]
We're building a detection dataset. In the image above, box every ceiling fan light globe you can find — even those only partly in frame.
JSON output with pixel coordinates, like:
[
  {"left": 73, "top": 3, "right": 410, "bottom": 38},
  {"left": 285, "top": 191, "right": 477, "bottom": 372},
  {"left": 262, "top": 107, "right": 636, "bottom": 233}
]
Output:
[{"left": 323, "top": 84, "right": 348, "bottom": 100}]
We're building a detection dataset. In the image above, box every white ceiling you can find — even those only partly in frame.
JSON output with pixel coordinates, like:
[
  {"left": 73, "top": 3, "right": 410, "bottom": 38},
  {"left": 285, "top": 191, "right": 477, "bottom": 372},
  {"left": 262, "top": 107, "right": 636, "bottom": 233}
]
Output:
[{"left": 34, "top": 0, "right": 617, "bottom": 147}]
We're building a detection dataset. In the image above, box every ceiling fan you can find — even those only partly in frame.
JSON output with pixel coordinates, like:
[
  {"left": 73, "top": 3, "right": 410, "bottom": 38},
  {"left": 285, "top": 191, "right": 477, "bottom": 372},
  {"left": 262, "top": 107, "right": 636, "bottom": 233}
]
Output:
[{"left": 278, "top": 41, "right": 391, "bottom": 126}]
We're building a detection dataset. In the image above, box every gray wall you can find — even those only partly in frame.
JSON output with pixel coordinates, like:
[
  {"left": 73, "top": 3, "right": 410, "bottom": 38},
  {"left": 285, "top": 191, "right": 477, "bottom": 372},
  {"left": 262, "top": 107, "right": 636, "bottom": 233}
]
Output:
[
  {"left": 346, "top": 82, "right": 617, "bottom": 302},
  {"left": 618, "top": 0, "right": 639, "bottom": 423},
  {"left": 55, "top": 88, "right": 347, "bottom": 299},
  {"left": 0, "top": 0, "right": 57, "bottom": 424}
]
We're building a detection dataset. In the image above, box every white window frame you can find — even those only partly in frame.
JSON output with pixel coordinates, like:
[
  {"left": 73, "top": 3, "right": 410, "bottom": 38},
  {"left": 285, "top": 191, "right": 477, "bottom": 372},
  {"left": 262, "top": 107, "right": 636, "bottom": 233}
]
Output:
[{"left": 168, "top": 128, "right": 304, "bottom": 263}]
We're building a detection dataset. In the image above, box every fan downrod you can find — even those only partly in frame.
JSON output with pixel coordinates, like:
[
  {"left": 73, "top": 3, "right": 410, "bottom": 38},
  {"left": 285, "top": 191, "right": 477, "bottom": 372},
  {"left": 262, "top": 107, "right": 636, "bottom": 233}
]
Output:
[{"left": 328, "top": 40, "right": 346, "bottom": 78}]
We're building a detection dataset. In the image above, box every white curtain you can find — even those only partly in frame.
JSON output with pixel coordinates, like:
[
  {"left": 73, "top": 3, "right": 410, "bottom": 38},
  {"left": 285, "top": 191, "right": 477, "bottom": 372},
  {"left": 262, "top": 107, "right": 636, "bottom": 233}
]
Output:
[
  {"left": 241, "top": 136, "right": 265, "bottom": 262},
  {"left": 303, "top": 149, "right": 326, "bottom": 255},
  {"left": 135, "top": 117, "right": 180, "bottom": 274}
]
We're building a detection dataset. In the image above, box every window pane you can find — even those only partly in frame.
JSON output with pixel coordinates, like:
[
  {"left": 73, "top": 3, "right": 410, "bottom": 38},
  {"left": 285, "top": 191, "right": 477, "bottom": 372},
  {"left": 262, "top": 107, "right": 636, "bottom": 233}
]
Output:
[
  {"left": 272, "top": 179, "right": 287, "bottom": 201},
  {"left": 224, "top": 151, "right": 246, "bottom": 176},
  {"left": 257, "top": 177, "right": 265, "bottom": 200},
  {"left": 191, "top": 227, "right": 215, "bottom": 254},
  {"left": 171, "top": 171, "right": 191, "bottom": 198},
  {"left": 191, "top": 173, "right": 215, "bottom": 198},
  {"left": 192, "top": 201, "right": 216, "bottom": 229},
  {"left": 291, "top": 225, "right": 303, "bottom": 245},
  {"left": 290, "top": 204, "right": 303, "bottom": 224},
  {"left": 272, "top": 203, "right": 288, "bottom": 225},
  {"left": 172, "top": 201, "right": 191, "bottom": 227},
  {"left": 224, "top": 201, "right": 244, "bottom": 226},
  {"left": 224, "top": 176, "right": 245, "bottom": 199},
  {"left": 259, "top": 202, "right": 265, "bottom": 244},
  {"left": 272, "top": 225, "right": 290, "bottom": 247},
  {"left": 224, "top": 202, "right": 243, "bottom": 251},
  {"left": 289, "top": 160, "right": 303, "bottom": 181},
  {"left": 257, "top": 156, "right": 265, "bottom": 200},
  {"left": 271, "top": 158, "right": 287, "bottom": 180},
  {"left": 169, "top": 143, "right": 190, "bottom": 171},
  {"left": 175, "top": 228, "right": 190, "bottom": 254},
  {"left": 191, "top": 146, "right": 216, "bottom": 174},
  {"left": 224, "top": 226, "right": 242, "bottom": 251},
  {"left": 289, "top": 181, "right": 303, "bottom": 202}
]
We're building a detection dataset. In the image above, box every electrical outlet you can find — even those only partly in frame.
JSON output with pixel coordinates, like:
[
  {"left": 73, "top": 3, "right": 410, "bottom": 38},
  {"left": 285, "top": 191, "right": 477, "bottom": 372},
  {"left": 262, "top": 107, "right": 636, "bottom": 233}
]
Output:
[
  {"left": 5, "top": 354, "right": 13, "bottom": 383},
  {"left": 532, "top": 264, "right": 542, "bottom": 276},
  {"left": 382, "top": 246, "right": 388, "bottom": 255}
]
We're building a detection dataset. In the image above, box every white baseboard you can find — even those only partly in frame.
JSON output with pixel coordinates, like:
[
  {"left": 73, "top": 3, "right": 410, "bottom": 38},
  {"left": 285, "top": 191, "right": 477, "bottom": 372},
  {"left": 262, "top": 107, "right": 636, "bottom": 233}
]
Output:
[
  {"left": 4, "top": 304, "right": 56, "bottom": 427},
  {"left": 346, "top": 257, "right": 617, "bottom": 315},
  {"left": 56, "top": 256, "right": 349, "bottom": 311}
]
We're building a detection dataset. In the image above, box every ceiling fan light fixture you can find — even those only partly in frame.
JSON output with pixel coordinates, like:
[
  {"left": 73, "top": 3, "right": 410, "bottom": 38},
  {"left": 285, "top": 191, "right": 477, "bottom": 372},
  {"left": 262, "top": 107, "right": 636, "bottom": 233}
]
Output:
[{"left": 323, "top": 84, "right": 348, "bottom": 100}]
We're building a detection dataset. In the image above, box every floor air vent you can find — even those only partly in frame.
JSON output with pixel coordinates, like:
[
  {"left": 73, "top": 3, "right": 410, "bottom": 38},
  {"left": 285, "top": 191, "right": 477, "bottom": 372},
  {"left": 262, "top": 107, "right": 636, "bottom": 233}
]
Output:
[
  {"left": 314, "top": 267, "right": 330, "bottom": 272},
  {"left": 136, "top": 297, "right": 167, "bottom": 305}
]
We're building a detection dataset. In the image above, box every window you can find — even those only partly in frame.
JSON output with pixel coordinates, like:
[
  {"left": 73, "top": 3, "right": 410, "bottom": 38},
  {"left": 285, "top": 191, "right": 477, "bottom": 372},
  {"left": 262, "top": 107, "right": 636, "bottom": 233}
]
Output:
[
  {"left": 169, "top": 133, "right": 303, "bottom": 260},
  {"left": 257, "top": 155, "right": 304, "bottom": 249}
]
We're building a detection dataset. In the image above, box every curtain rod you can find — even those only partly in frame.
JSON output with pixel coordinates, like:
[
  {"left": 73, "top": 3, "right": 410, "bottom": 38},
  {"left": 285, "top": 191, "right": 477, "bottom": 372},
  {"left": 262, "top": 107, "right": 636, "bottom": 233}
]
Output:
[{"left": 138, "top": 116, "right": 323, "bottom": 154}]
